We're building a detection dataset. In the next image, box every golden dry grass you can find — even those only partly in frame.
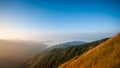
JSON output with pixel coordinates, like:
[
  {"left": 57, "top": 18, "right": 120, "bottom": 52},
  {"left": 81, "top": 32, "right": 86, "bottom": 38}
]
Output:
[{"left": 58, "top": 32, "right": 120, "bottom": 68}]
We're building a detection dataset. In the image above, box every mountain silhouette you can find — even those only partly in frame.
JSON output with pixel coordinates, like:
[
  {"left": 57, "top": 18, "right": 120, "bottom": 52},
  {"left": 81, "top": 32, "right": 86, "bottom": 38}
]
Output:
[{"left": 0, "top": 40, "right": 47, "bottom": 68}]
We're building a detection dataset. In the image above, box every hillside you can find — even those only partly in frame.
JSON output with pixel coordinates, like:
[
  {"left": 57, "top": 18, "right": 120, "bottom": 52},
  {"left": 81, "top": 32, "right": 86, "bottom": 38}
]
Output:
[
  {"left": 0, "top": 40, "right": 47, "bottom": 68},
  {"left": 58, "top": 33, "right": 120, "bottom": 68},
  {"left": 27, "top": 38, "right": 108, "bottom": 68}
]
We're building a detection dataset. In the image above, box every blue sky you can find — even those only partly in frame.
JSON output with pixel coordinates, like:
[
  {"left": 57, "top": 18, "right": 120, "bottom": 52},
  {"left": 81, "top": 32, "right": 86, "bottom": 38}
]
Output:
[{"left": 0, "top": 0, "right": 120, "bottom": 42}]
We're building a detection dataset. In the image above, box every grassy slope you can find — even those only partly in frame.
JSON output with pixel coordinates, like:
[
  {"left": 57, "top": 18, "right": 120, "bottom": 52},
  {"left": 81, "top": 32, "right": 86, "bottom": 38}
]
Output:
[
  {"left": 27, "top": 38, "right": 108, "bottom": 68},
  {"left": 58, "top": 33, "right": 120, "bottom": 68}
]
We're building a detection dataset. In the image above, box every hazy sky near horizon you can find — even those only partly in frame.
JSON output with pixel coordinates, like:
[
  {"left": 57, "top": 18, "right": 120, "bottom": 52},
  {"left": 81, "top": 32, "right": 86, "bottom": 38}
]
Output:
[{"left": 0, "top": 0, "right": 120, "bottom": 41}]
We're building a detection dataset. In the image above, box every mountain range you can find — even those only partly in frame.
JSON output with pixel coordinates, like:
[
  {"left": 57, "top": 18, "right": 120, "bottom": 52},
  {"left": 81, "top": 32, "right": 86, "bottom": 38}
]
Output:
[
  {"left": 1, "top": 33, "right": 119, "bottom": 68},
  {"left": 27, "top": 38, "right": 108, "bottom": 68}
]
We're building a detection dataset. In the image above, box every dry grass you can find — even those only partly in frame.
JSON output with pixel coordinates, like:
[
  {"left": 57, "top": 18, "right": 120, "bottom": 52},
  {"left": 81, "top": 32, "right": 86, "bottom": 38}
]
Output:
[{"left": 58, "top": 32, "right": 120, "bottom": 68}]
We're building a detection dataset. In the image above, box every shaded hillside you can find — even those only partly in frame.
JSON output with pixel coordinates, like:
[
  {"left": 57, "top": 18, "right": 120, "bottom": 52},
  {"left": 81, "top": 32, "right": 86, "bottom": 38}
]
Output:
[
  {"left": 0, "top": 40, "right": 47, "bottom": 68},
  {"left": 0, "top": 58, "right": 27, "bottom": 68},
  {"left": 27, "top": 38, "right": 108, "bottom": 68},
  {"left": 58, "top": 33, "right": 120, "bottom": 68}
]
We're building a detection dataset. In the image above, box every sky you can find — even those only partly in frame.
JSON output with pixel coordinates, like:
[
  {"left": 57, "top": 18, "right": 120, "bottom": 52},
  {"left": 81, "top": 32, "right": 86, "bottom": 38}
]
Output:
[{"left": 0, "top": 0, "right": 120, "bottom": 43}]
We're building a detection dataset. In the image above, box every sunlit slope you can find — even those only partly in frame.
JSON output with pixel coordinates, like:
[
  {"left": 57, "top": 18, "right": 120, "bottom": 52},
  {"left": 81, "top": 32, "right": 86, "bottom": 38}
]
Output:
[
  {"left": 58, "top": 33, "right": 120, "bottom": 68},
  {"left": 27, "top": 38, "right": 108, "bottom": 68}
]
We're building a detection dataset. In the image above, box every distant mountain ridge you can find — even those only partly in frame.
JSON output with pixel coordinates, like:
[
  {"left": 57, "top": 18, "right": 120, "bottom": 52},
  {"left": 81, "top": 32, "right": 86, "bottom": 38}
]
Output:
[
  {"left": 58, "top": 33, "right": 120, "bottom": 68},
  {"left": 47, "top": 41, "right": 86, "bottom": 49},
  {"left": 27, "top": 38, "right": 109, "bottom": 68}
]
